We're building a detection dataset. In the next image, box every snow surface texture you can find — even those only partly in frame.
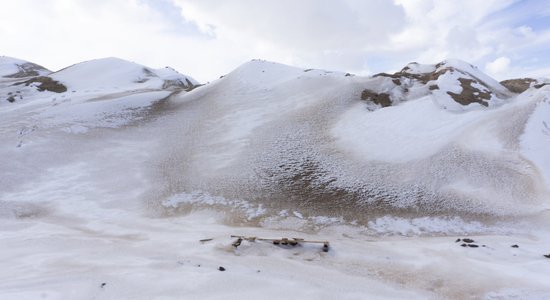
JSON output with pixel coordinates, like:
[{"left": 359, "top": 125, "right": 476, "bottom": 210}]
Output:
[{"left": 2, "top": 57, "right": 550, "bottom": 299}]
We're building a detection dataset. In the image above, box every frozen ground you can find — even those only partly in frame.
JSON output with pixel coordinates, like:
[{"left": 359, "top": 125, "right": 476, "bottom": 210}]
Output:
[{"left": 1, "top": 58, "right": 550, "bottom": 299}]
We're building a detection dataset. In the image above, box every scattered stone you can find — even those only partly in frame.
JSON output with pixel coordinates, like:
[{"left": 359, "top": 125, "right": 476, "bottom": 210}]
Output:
[
  {"left": 232, "top": 238, "right": 242, "bottom": 248},
  {"left": 200, "top": 238, "right": 213, "bottom": 243},
  {"left": 455, "top": 238, "right": 461, "bottom": 243},
  {"left": 461, "top": 243, "right": 468, "bottom": 247},
  {"left": 543, "top": 254, "right": 550, "bottom": 259},
  {"left": 218, "top": 266, "right": 226, "bottom": 271},
  {"left": 360, "top": 89, "right": 392, "bottom": 107},
  {"left": 467, "top": 244, "right": 479, "bottom": 248},
  {"left": 462, "top": 238, "right": 475, "bottom": 243},
  {"left": 511, "top": 245, "right": 519, "bottom": 248},
  {"left": 100, "top": 283, "right": 106, "bottom": 288}
]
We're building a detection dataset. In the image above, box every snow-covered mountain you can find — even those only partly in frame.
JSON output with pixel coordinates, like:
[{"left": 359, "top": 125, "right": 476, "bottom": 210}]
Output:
[
  {"left": 2, "top": 56, "right": 550, "bottom": 299},
  {"left": 360, "top": 59, "right": 514, "bottom": 111}
]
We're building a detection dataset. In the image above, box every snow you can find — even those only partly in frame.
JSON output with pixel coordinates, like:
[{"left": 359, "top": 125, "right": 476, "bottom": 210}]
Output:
[
  {"left": 0, "top": 56, "right": 27, "bottom": 77},
  {"left": 402, "top": 62, "right": 436, "bottom": 74},
  {"left": 332, "top": 96, "right": 489, "bottom": 163},
  {"left": 520, "top": 87, "right": 550, "bottom": 187},
  {"left": 439, "top": 59, "right": 510, "bottom": 96},
  {"left": 2, "top": 56, "right": 550, "bottom": 299}
]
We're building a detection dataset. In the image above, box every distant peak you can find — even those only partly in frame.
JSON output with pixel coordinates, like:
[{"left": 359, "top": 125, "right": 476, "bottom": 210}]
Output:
[{"left": 0, "top": 56, "right": 51, "bottom": 78}]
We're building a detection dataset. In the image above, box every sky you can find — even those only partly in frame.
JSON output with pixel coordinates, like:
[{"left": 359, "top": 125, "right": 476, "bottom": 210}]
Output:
[{"left": 1, "top": 0, "right": 550, "bottom": 82}]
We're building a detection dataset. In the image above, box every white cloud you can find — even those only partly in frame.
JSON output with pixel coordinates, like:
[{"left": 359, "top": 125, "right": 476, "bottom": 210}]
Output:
[
  {"left": 172, "top": 0, "right": 407, "bottom": 74},
  {"left": 485, "top": 57, "right": 512, "bottom": 78},
  {"left": 0, "top": 0, "right": 550, "bottom": 81}
]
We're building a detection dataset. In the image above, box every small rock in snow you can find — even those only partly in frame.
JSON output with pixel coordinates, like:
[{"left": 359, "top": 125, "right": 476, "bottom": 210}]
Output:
[
  {"left": 218, "top": 266, "right": 226, "bottom": 271},
  {"left": 511, "top": 245, "right": 519, "bottom": 248}
]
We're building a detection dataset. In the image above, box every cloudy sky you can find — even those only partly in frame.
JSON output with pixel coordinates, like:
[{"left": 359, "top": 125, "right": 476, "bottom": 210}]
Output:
[{"left": 1, "top": 0, "right": 550, "bottom": 82}]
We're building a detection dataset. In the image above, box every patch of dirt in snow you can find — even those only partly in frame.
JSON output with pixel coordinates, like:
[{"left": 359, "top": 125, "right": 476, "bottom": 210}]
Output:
[
  {"left": 447, "top": 78, "right": 491, "bottom": 107},
  {"left": 13, "top": 76, "right": 67, "bottom": 93}
]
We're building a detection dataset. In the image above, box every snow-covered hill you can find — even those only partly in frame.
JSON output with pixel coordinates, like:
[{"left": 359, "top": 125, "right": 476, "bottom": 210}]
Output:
[
  {"left": 1, "top": 56, "right": 550, "bottom": 299},
  {"left": 0, "top": 57, "right": 198, "bottom": 134}
]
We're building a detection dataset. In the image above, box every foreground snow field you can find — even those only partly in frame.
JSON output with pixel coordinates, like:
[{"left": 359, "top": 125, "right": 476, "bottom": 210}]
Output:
[{"left": 1, "top": 56, "right": 550, "bottom": 299}]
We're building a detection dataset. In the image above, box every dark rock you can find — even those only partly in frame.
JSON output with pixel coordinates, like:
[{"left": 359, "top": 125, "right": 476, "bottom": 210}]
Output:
[
  {"left": 218, "top": 266, "right": 226, "bottom": 271},
  {"left": 461, "top": 244, "right": 468, "bottom": 247},
  {"left": 232, "top": 238, "right": 242, "bottom": 248},
  {"left": 543, "top": 254, "right": 550, "bottom": 259},
  {"left": 467, "top": 244, "right": 479, "bottom": 248},
  {"left": 101, "top": 283, "right": 106, "bottom": 288},
  {"left": 361, "top": 89, "right": 392, "bottom": 107},
  {"left": 462, "top": 238, "right": 475, "bottom": 243},
  {"left": 455, "top": 238, "right": 461, "bottom": 243},
  {"left": 500, "top": 78, "right": 536, "bottom": 93},
  {"left": 511, "top": 245, "right": 519, "bottom": 248}
]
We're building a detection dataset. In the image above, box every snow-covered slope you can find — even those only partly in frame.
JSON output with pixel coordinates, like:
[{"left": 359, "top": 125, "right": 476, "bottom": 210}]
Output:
[{"left": 2, "top": 57, "right": 550, "bottom": 299}]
